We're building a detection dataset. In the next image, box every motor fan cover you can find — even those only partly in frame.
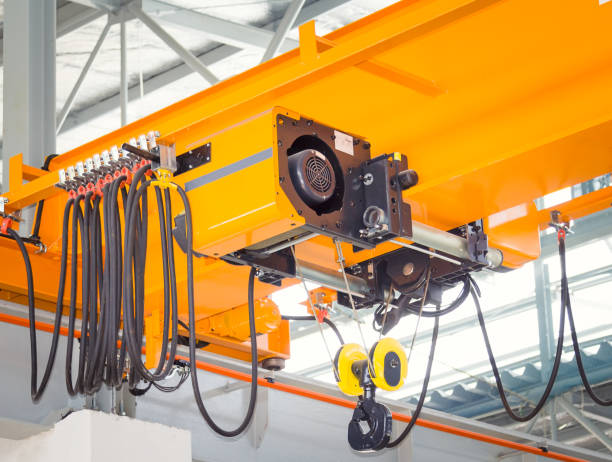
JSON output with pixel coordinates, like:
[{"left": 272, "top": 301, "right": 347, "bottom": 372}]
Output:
[{"left": 288, "top": 149, "right": 336, "bottom": 208}]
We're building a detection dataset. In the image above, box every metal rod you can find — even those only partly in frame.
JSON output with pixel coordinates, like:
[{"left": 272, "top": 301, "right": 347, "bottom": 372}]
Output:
[
  {"left": 262, "top": 232, "right": 317, "bottom": 255},
  {"left": 260, "top": 0, "right": 305, "bottom": 63},
  {"left": 298, "top": 261, "right": 370, "bottom": 298},
  {"left": 557, "top": 395, "right": 612, "bottom": 452},
  {"left": 57, "top": 21, "right": 111, "bottom": 133},
  {"left": 390, "top": 239, "right": 462, "bottom": 265},
  {"left": 410, "top": 221, "right": 504, "bottom": 268},
  {"left": 129, "top": 4, "right": 219, "bottom": 85},
  {"left": 550, "top": 399, "right": 558, "bottom": 441},
  {"left": 120, "top": 20, "right": 128, "bottom": 126}
]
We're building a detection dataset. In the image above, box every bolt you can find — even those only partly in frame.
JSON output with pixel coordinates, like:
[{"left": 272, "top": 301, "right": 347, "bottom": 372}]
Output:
[
  {"left": 353, "top": 139, "right": 360, "bottom": 146},
  {"left": 278, "top": 140, "right": 283, "bottom": 147},
  {"left": 336, "top": 221, "right": 342, "bottom": 228},
  {"left": 363, "top": 142, "right": 371, "bottom": 149},
  {"left": 306, "top": 120, "right": 313, "bottom": 126},
  {"left": 402, "top": 262, "right": 415, "bottom": 276}
]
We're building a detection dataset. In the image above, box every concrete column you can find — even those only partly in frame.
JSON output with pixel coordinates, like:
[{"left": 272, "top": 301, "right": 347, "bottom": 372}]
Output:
[{"left": 2, "top": 0, "right": 56, "bottom": 193}]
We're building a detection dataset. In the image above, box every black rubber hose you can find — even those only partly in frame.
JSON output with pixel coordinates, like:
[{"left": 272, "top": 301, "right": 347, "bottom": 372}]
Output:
[
  {"left": 152, "top": 186, "right": 172, "bottom": 375},
  {"left": 561, "top": 238, "right": 612, "bottom": 406},
  {"left": 84, "top": 195, "right": 102, "bottom": 394},
  {"left": 281, "top": 315, "right": 344, "bottom": 345},
  {"left": 122, "top": 180, "right": 175, "bottom": 381},
  {"left": 175, "top": 184, "right": 258, "bottom": 437},
  {"left": 163, "top": 187, "right": 180, "bottom": 373},
  {"left": 86, "top": 184, "right": 111, "bottom": 392},
  {"left": 13, "top": 199, "right": 73, "bottom": 402},
  {"left": 386, "top": 305, "right": 439, "bottom": 448},
  {"left": 75, "top": 192, "right": 93, "bottom": 393},
  {"left": 472, "top": 272, "right": 566, "bottom": 422},
  {"left": 66, "top": 195, "right": 85, "bottom": 396}
]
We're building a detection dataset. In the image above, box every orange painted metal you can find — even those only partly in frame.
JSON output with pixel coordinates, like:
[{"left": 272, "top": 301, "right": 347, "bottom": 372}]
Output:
[
  {"left": 0, "top": 0, "right": 611, "bottom": 362},
  {"left": 0, "top": 313, "right": 586, "bottom": 462}
]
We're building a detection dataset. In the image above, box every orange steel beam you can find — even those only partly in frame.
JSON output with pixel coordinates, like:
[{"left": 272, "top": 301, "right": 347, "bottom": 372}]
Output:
[
  {"left": 2, "top": 0, "right": 611, "bottom": 255},
  {"left": 313, "top": 30, "right": 444, "bottom": 96},
  {"left": 0, "top": 0, "right": 611, "bottom": 371},
  {"left": 0, "top": 312, "right": 586, "bottom": 462}
]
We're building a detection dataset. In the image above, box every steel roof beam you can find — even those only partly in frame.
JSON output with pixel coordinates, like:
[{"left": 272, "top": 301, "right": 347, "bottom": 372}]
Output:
[
  {"left": 260, "top": 0, "right": 305, "bottom": 62},
  {"left": 129, "top": 4, "right": 219, "bottom": 85},
  {"left": 143, "top": 0, "right": 299, "bottom": 52},
  {"left": 59, "top": 0, "right": 351, "bottom": 134}
]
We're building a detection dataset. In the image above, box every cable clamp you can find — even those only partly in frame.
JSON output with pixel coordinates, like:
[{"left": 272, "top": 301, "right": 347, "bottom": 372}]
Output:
[
  {"left": 150, "top": 168, "right": 177, "bottom": 190},
  {"left": 549, "top": 210, "right": 572, "bottom": 242}
]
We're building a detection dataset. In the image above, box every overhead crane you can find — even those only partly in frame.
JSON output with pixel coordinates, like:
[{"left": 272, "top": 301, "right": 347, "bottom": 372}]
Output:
[{"left": 0, "top": 0, "right": 611, "bottom": 456}]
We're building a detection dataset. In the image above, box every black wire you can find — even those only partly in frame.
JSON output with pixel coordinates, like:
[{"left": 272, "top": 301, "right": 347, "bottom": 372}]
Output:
[
  {"left": 472, "top": 271, "right": 566, "bottom": 422},
  {"left": 386, "top": 304, "right": 440, "bottom": 448},
  {"left": 176, "top": 184, "right": 258, "bottom": 437},
  {"left": 10, "top": 199, "right": 72, "bottom": 402},
  {"left": 561, "top": 238, "right": 612, "bottom": 406},
  {"left": 30, "top": 154, "right": 58, "bottom": 240},
  {"left": 398, "top": 276, "right": 470, "bottom": 318},
  {"left": 66, "top": 194, "right": 88, "bottom": 395},
  {"left": 281, "top": 315, "right": 345, "bottom": 345}
]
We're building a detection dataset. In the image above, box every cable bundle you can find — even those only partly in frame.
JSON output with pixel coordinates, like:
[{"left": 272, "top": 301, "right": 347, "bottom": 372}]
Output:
[{"left": 9, "top": 166, "right": 259, "bottom": 437}]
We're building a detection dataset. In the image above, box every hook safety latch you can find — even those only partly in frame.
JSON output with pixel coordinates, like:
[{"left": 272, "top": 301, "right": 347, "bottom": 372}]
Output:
[{"left": 348, "top": 393, "right": 392, "bottom": 452}]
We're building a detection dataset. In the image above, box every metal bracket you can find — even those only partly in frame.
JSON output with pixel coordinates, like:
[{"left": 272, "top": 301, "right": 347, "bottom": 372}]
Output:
[
  {"left": 466, "top": 219, "right": 489, "bottom": 265},
  {"left": 247, "top": 382, "right": 269, "bottom": 448}
]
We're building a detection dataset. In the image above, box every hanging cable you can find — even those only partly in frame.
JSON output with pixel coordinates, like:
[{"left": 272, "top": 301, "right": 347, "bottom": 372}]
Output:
[
  {"left": 175, "top": 183, "right": 259, "bottom": 437},
  {"left": 386, "top": 304, "right": 440, "bottom": 448},
  {"left": 471, "top": 271, "right": 566, "bottom": 422},
  {"left": 560, "top": 235, "right": 612, "bottom": 406},
  {"left": 8, "top": 199, "right": 73, "bottom": 402}
]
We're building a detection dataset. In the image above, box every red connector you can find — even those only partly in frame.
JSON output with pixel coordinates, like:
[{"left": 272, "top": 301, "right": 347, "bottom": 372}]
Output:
[{"left": 0, "top": 217, "right": 12, "bottom": 234}]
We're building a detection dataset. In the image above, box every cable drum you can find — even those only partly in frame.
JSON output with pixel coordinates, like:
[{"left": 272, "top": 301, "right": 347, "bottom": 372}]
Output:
[{"left": 288, "top": 149, "right": 336, "bottom": 208}]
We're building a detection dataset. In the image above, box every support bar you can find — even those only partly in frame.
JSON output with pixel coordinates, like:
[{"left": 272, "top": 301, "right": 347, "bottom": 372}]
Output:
[
  {"left": 260, "top": 0, "right": 305, "bottom": 63},
  {"left": 410, "top": 221, "right": 504, "bottom": 268},
  {"left": 57, "top": 21, "right": 111, "bottom": 133},
  {"left": 557, "top": 396, "right": 612, "bottom": 453},
  {"left": 299, "top": 261, "right": 370, "bottom": 297},
  {"left": 128, "top": 4, "right": 219, "bottom": 85}
]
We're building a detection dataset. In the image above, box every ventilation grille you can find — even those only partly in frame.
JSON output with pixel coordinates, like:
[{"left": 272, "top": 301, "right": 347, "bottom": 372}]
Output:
[{"left": 305, "top": 155, "right": 333, "bottom": 194}]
